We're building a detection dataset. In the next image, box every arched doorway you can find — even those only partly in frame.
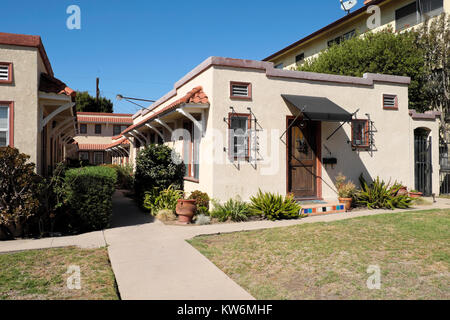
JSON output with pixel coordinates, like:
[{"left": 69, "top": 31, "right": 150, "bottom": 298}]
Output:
[{"left": 414, "top": 128, "right": 432, "bottom": 196}]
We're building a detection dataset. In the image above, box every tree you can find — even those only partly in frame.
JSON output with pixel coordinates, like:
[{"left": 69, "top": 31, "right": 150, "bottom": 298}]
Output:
[
  {"left": 417, "top": 13, "right": 450, "bottom": 138},
  {"left": 297, "top": 28, "right": 429, "bottom": 112},
  {"left": 0, "top": 147, "right": 40, "bottom": 239},
  {"left": 75, "top": 91, "right": 114, "bottom": 113}
]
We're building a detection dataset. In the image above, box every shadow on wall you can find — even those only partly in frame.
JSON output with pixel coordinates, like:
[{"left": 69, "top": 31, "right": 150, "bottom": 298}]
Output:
[{"left": 321, "top": 122, "right": 374, "bottom": 192}]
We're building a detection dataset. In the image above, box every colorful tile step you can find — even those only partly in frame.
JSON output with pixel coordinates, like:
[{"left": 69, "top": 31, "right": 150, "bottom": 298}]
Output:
[{"left": 300, "top": 202, "right": 346, "bottom": 216}]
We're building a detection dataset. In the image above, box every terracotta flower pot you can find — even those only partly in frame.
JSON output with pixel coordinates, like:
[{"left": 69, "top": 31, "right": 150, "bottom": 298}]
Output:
[
  {"left": 409, "top": 192, "right": 423, "bottom": 198},
  {"left": 339, "top": 198, "right": 353, "bottom": 212},
  {"left": 397, "top": 187, "right": 408, "bottom": 196},
  {"left": 176, "top": 199, "right": 197, "bottom": 224}
]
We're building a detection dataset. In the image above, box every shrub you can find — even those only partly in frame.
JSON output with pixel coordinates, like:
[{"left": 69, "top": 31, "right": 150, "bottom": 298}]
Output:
[
  {"left": 211, "top": 197, "right": 251, "bottom": 222},
  {"left": 335, "top": 173, "right": 357, "bottom": 199},
  {"left": 64, "top": 166, "right": 117, "bottom": 232},
  {"left": 188, "top": 190, "right": 210, "bottom": 215},
  {"left": 356, "top": 174, "right": 413, "bottom": 210},
  {"left": 250, "top": 190, "right": 302, "bottom": 221},
  {"left": 35, "top": 163, "right": 68, "bottom": 236},
  {"left": 134, "top": 144, "right": 185, "bottom": 205},
  {"left": 101, "top": 164, "right": 134, "bottom": 190},
  {"left": 143, "top": 185, "right": 183, "bottom": 216},
  {"left": 195, "top": 214, "right": 211, "bottom": 225},
  {"left": 156, "top": 209, "right": 177, "bottom": 222},
  {"left": 0, "top": 147, "right": 40, "bottom": 239}
]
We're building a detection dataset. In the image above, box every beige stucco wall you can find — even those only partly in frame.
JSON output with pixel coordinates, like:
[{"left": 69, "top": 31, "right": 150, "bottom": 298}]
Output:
[
  {"left": 0, "top": 44, "right": 40, "bottom": 167},
  {"left": 271, "top": 0, "right": 450, "bottom": 70},
  {"left": 207, "top": 66, "right": 416, "bottom": 202}
]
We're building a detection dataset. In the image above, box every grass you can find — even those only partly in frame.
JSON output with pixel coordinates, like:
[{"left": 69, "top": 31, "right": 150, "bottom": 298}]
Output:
[
  {"left": 188, "top": 209, "right": 450, "bottom": 300},
  {"left": 0, "top": 247, "right": 119, "bottom": 300}
]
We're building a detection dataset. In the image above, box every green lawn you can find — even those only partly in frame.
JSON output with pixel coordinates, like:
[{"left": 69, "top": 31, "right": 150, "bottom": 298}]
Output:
[
  {"left": 0, "top": 247, "right": 119, "bottom": 300},
  {"left": 189, "top": 209, "right": 450, "bottom": 300}
]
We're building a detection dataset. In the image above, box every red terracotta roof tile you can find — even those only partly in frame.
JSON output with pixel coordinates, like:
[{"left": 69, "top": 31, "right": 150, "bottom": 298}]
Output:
[
  {"left": 39, "top": 73, "right": 76, "bottom": 97},
  {"left": 120, "top": 86, "right": 209, "bottom": 136},
  {"left": 77, "top": 116, "right": 133, "bottom": 124},
  {"left": 77, "top": 144, "right": 110, "bottom": 151}
]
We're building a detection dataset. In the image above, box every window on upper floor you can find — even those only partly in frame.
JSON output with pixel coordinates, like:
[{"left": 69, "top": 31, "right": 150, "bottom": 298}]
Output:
[
  {"left": 230, "top": 82, "right": 252, "bottom": 100},
  {"left": 295, "top": 53, "right": 305, "bottom": 64},
  {"left": 79, "top": 123, "right": 87, "bottom": 134},
  {"left": 0, "top": 63, "right": 12, "bottom": 84},
  {"left": 351, "top": 120, "right": 370, "bottom": 149},
  {"left": 113, "top": 125, "right": 123, "bottom": 136},
  {"left": 327, "top": 29, "right": 355, "bottom": 48},
  {"left": 274, "top": 63, "right": 284, "bottom": 69},
  {"left": 396, "top": 0, "right": 443, "bottom": 32},
  {"left": 95, "top": 124, "right": 102, "bottom": 134}
]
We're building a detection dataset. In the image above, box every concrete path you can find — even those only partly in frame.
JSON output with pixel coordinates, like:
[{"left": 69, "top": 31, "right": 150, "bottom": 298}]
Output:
[{"left": 1, "top": 191, "right": 450, "bottom": 300}]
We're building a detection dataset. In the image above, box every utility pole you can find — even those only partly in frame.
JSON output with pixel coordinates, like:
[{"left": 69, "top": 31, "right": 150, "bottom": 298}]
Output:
[{"left": 96, "top": 77, "right": 100, "bottom": 102}]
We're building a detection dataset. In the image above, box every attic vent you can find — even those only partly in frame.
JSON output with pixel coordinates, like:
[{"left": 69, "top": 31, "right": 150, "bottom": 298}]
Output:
[
  {"left": 0, "top": 65, "right": 9, "bottom": 81},
  {"left": 383, "top": 94, "right": 398, "bottom": 110},
  {"left": 230, "top": 82, "right": 252, "bottom": 100}
]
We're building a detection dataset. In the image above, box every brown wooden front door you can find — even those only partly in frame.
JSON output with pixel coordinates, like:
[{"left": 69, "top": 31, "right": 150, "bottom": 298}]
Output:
[{"left": 288, "top": 119, "right": 320, "bottom": 199}]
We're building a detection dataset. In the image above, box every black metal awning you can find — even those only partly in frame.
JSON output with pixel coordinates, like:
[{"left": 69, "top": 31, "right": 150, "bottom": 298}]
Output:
[{"left": 282, "top": 94, "right": 353, "bottom": 122}]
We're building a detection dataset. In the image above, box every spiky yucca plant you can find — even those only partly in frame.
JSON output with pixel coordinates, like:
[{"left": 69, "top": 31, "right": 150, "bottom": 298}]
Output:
[
  {"left": 357, "top": 175, "right": 413, "bottom": 210},
  {"left": 249, "top": 190, "right": 302, "bottom": 221},
  {"left": 210, "top": 198, "right": 250, "bottom": 222}
]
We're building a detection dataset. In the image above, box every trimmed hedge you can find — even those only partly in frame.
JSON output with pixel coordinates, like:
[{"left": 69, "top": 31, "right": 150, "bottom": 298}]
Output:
[{"left": 64, "top": 166, "right": 117, "bottom": 232}]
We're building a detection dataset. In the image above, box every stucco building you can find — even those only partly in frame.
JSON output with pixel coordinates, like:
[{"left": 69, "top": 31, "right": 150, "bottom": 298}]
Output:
[
  {"left": 116, "top": 57, "right": 440, "bottom": 206},
  {"left": 69, "top": 112, "right": 133, "bottom": 165},
  {"left": 265, "top": 0, "right": 449, "bottom": 70},
  {"left": 0, "top": 32, "right": 77, "bottom": 175}
]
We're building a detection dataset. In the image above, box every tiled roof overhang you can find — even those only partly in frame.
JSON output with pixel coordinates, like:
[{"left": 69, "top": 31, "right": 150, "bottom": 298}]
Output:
[
  {"left": 77, "top": 116, "right": 133, "bottom": 124},
  {"left": 0, "top": 32, "right": 54, "bottom": 76},
  {"left": 39, "top": 73, "right": 76, "bottom": 98},
  {"left": 77, "top": 144, "right": 110, "bottom": 151},
  {"left": 123, "top": 86, "right": 209, "bottom": 136}
]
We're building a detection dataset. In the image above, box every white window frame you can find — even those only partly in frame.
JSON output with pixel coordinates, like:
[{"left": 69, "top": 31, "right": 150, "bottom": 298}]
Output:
[{"left": 0, "top": 105, "right": 10, "bottom": 147}]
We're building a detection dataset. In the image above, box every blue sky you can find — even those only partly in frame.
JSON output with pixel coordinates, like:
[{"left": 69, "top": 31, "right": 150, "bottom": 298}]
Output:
[{"left": 2, "top": 0, "right": 364, "bottom": 114}]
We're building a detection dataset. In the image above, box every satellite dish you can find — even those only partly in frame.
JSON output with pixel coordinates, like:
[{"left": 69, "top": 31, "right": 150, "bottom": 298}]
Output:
[{"left": 340, "top": 0, "right": 357, "bottom": 14}]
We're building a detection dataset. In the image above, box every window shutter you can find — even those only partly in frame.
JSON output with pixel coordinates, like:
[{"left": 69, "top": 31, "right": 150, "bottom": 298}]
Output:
[{"left": 0, "top": 65, "right": 9, "bottom": 81}]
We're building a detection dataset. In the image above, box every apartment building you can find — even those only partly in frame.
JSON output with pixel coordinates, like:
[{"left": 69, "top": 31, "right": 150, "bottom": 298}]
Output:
[
  {"left": 70, "top": 112, "right": 133, "bottom": 165},
  {"left": 265, "top": 0, "right": 449, "bottom": 70},
  {"left": 0, "top": 32, "right": 77, "bottom": 175}
]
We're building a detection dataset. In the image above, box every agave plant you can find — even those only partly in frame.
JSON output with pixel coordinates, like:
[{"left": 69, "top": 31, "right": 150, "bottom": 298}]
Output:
[
  {"left": 249, "top": 190, "right": 302, "bottom": 221},
  {"left": 356, "top": 175, "right": 413, "bottom": 210},
  {"left": 210, "top": 197, "right": 250, "bottom": 222}
]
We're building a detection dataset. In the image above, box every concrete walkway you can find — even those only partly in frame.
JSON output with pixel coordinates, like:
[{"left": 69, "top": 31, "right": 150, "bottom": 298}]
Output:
[{"left": 1, "top": 191, "right": 450, "bottom": 300}]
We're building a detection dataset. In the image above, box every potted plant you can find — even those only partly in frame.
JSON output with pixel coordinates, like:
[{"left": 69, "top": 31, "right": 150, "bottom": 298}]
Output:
[
  {"left": 409, "top": 190, "right": 423, "bottom": 198},
  {"left": 335, "top": 173, "right": 357, "bottom": 212},
  {"left": 176, "top": 198, "right": 197, "bottom": 224}
]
